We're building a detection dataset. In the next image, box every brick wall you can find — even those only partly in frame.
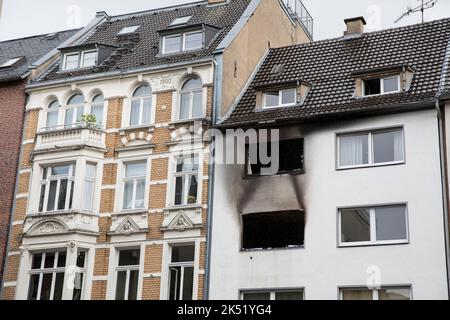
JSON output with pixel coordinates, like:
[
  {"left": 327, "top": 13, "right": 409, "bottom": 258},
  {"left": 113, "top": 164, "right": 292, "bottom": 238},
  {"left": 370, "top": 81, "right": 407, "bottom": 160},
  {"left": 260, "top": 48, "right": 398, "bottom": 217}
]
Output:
[{"left": 0, "top": 80, "right": 26, "bottom": 287}]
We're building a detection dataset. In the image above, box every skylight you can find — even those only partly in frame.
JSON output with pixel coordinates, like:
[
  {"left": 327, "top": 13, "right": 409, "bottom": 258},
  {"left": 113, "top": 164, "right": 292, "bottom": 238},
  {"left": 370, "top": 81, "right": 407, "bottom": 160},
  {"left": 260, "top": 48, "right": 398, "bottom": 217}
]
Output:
[
  {"left": 170, "top": 16, "right": 192, "bottom": 26},
  {"left": 0, "top": 57, "right": 23, "bottom": 68},
  {"left": 118, "top": 25, "right": 141, "bottom": 35}
]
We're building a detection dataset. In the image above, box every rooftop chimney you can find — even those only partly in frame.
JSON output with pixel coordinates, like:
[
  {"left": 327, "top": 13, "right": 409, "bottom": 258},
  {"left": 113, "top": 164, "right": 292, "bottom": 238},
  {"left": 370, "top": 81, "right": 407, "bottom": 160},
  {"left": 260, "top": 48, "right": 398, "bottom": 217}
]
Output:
[{"left": 344, "top": 17, "right": 366, "bottom": 36}]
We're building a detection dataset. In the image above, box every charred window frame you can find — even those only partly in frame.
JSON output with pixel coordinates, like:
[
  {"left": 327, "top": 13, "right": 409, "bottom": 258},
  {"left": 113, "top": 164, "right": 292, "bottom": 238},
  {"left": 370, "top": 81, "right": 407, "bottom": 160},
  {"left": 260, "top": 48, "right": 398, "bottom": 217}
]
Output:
[
  {"left": 242, "top": 211, "right": 305, "bottom": 251},
  {"left": 245, "top": 138, "right": 304, "bottom": 177}
]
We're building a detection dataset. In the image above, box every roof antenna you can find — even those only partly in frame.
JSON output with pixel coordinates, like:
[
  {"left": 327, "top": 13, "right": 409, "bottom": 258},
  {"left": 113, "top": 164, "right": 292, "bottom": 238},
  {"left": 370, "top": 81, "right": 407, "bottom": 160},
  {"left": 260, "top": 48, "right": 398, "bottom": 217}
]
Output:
[{"left": 395, "top": 0, "right": 438, "bottom": 24}]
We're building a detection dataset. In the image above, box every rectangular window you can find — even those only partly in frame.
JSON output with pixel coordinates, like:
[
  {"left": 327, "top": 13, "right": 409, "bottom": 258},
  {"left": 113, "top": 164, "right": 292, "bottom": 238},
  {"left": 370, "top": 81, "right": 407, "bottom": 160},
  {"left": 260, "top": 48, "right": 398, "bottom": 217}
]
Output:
[
  {"left": 129, "top": 97, "right": 152, "bottom": 126},
  {"left": 81, "top": 51, "right": 97, "bottom": 68},
  {"left": 173, "top": 155, "right": 199, "bottom": 206},
  {"left": 246, "top": 138, "right": 304, "bottom": 176},
  {"left": 339, "top": 205, "right": 408, "bottom": 246},
  {"left": 82, "top": 163, "right": 96, "bottom": 211},
  {"left": 168, "top": 245, "right": 195, "bottom": 300},
  {"left": 263, "top": 88, "right": 297, "bottom": 108},
  {"left": 242, "top": 211, "right": 305, "bottom": 250},
  {"left": 242, "top": 289, "right": 304, "bottom": 300},
  {"left": 183, "top": 31, "right": 203, "bottom": 51},
  {"left": 163, "top": 35, "right": 182, "bottom": 54},
  {"left": 363, "top": 75, "right": 400, "bottom": 96},
  {"left": 38, "top": 164, "right": 75, "bottom": 213},
  {"left": 340, "top": 287, "right": 411, "bottom": 300},
  {"left": 72, "top": 249, "right": 87, "bottom": 300},
  {"left": 115, "top": 249, "right": 140, "bottom": 300},
  {"left": 27, "top": 250, "right": 67, "bottom": 300},
  {"left": 123, "top": 162, "right": 146, "bottom": 210},
  {"left": 63, "top": 53, "right": 80, "bottom": 70},
  {"left": 338, "top": 128, "right": 404, "bottom": 168}
]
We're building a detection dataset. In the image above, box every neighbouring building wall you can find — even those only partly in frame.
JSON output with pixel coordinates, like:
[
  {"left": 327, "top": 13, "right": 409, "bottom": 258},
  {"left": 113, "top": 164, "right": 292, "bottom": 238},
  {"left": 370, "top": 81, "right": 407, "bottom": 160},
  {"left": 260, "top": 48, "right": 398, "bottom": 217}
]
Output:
[
  {"left": 0, "top": 80, "right": 26, "bottom": 290},
  {"left": 220, "top": 0, "right": 311, "bottom": 117},
  {"left": 209, "top": 109, "right": 449, "bottom": 300},
  {"left": 3, "top": 64, "right": 213, "bottom": 300}
]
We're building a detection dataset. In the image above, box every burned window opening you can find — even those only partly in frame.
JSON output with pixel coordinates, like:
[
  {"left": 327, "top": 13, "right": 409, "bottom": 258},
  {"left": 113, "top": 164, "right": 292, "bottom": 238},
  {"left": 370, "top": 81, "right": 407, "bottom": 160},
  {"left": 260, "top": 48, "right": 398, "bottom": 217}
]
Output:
[
  {"left": 242, "top": 210, "right": 305, "bottom": 250},
  {"left": 246, "top": 138, "right": 304, "bottom": 176}
]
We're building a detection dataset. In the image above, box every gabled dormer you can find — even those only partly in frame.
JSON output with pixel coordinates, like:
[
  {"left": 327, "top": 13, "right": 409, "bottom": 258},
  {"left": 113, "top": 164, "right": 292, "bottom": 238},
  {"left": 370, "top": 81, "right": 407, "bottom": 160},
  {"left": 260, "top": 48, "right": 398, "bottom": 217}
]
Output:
[
  {"left": 158, "top": 16, "right": 220, "bottom": 55},
  {"left": 58, "top": 43, "right": 117, "bottom": 71}
]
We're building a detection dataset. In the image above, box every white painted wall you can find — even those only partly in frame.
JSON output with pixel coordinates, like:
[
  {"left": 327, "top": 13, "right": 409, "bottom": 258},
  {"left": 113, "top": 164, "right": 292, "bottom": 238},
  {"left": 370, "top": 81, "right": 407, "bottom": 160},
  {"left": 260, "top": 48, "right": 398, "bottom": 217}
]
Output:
[{"left": 209, "top": 109, "right": 449, "bottom": 300}]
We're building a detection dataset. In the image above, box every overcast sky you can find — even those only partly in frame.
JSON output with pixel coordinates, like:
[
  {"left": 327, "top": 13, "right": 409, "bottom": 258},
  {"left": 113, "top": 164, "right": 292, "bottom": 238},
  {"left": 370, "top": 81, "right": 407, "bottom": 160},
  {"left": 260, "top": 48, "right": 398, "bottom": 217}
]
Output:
[{"left": 0, "top": 0, "right": 449, "bottom": 41}]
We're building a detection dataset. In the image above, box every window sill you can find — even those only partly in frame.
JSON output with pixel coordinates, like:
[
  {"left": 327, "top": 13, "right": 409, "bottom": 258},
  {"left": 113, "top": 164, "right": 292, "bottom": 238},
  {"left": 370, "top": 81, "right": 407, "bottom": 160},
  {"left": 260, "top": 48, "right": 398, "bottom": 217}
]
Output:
[
  {"left": 119, "top": 124, "right": 155, "bottom": 132},
  {"left": 241, "top": 245, "right": 305, "bottom": 253},
  {"left": 28, "top": 210, "right": 98, "bottom": 217},
  {"left": 337, "top": 161, "right": 405, "bottom": 171},
  {"left": 244, "top": 169, "right": 305, "bottom": 179},
  {"left": 356, "top": 90, "right": 403, "bottom": 99},
  {"left": 338, "top": 240, "right": 409, "bottom": 248},
  {"left": 164, "top": 204, "right": 202, "bottom": 211},
  {"left": 169, "top": 117, "right": 209, "bottom": 127},
  {"left": 118, "top": 209, "right": 148, "bottom": 216}
]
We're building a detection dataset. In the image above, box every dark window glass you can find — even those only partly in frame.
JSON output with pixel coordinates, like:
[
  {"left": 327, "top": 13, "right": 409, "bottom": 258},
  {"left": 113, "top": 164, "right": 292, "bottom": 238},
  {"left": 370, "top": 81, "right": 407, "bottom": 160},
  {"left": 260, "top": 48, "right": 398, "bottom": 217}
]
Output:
[
  {"left": 169, "top": 267, "right": 180, "bottom": 300},
  {"left": 275, "top": 291, "right": 304, "bottom": 300},
  {"left": 243, "top": 292, "right": 271, "bottom": 300},
  {"left": 44, "top": 252, "right": 55, "bottom": 268},
  {"left": 27, "top": 274, "right": 40, "bottom": 300},
  {"left": 182, "top": 267, "right": 194, "bottom": 300},
  {"left": 40, "top": 273, "right": 53, "bottom": 300},
  {"left": 340, "top": 209, "right": 371, "bottom": 243},
  {"left": 187, "top": 176, "right": 198, "bottom": 204},
  {"left": 364, "top": 78, "right": 381, "bottom": 95},
  {"left": 72, "top": 273, "right": 84, "bottom": 300},
  {"left": 115, "top": 271, "right": 126, "bottom": 300},
  {"left": 174, "top": 176, "right": 184, "bottom": 205},
  {"left": 47, "top": 181, "right": 57, "bottom": 211},
  {"left": 171, "top": 246, "right": 195, "bottom": 263},
  {"left": 379, "top": 288, "right": 410, "bottom": 300},
  {"left": 57, "top": 179, "right": 68, "bottom": 210},
  {"left": 128, "top": 270, "right": 139, "bottom": 300},
  {"left": 118, "top": 249, "right": 140, "bottom": 266},
  {"left": 373, "top": 130, "right": 404, "bottom": 164},
  {"left": 242, "top": 211, "right": 305, "bottom": 250},
  {"left": 76, "top": 251, "right": 86, "bottom": 268},
  {"left": 53, "top": 273, "right": 65, "bottom": 300},
  {"left": 57, "top": 251, "right": 66, "bottom": 268},
  {"left": 38, "top": 184, "right": 46, "bottom": 212},
  {"left": 32, "top": 253, "right": 42, "bottom": 269},
  {"left": 375, "top": 206, "right": 407, "bottom": 241}
]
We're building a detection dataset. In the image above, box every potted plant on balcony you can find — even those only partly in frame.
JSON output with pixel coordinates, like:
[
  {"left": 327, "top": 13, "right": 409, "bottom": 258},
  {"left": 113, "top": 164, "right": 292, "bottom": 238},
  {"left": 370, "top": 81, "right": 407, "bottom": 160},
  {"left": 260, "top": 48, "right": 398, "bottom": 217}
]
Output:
[{"left": 80, "top": 114, "right": 97, "bottom": 128}]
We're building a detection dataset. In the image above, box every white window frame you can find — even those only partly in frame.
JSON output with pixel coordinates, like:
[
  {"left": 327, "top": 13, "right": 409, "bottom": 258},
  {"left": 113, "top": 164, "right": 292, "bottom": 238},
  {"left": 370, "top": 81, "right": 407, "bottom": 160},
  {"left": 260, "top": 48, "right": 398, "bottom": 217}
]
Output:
[
  {"left": 80, "top": 50, "right": 97, "bottom": 68},
  {"left": 62, "top": 50, "right": 98, "bottom": 71},
  {"left": 339, "top": 286, "right": 412, "bottom": 300},
  {"left": 82, "top": 163, "right": 97, "bottom": 212},
  {"left": 122, "top": 161, "right": 147, "bottom": 211},
  {"left": 338, "top": 204, "right": 409, "bottom": 247},
  {"left": 72, "top": 248, "right": 88, "bottom": 300},
  {"left": 167, "top": 244, "right": 196, "bottom": 300},
  {"left": 182, "top": 30, "right": 204, "bottom": 51},
  {"left": 240, "top": 289, "right": 305, "bottom": 300},
  {"left": 162, "top": 30, "right": 204, "bottom": 54},
  {"left": 114, "top": 248, "right": 141, "bottom": 300},
  {"left": 64, "top": 95, "right": 85, "bottom": 128},
  {"left": 172, "top": 154, "right": 200, "bottom": 207},
  {"left": 336, "top": 127, "right": 405, "bottom": 170},
  {"left": 89, "top": 94, "right": 105, "bottom": 128},
  {"left": 45, "top": 100, "right": 60, "bottom": 131},
  {"left": 262, "top": 88, "right": 297, "bottom": 109},
  {"left": 129, "top": 88, "right": 153, "bottom": 127},
  {"left": 179, "top": 79, "right": 204, "bottom": 120},
  {"left": 170, "top": 16, "right": 192, "bottom": 26},
  {"left": 28, "top": 250, "right": 67, "bottom": 300},
  {"left": 362, "top": 75, "right": 401, "bottom": 97},
  {"left": 118, "top": 25, "right": 141, "bottom": 35},
  {"left": 39, "top": 164, "right": 76, "bottom": 213},
  {"left": 62, "top": 53, "right": 80, "bottom": 70}
]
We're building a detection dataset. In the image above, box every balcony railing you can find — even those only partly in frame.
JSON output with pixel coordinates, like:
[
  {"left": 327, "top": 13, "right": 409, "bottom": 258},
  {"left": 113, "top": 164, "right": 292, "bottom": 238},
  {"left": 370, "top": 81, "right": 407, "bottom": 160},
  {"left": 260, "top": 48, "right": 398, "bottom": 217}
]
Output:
[
  {"left": 35, "top": 123, "right": 106, "bottom": 151},
  {"left": 282, "top": 0, "right": 314, "bottom": 39}
]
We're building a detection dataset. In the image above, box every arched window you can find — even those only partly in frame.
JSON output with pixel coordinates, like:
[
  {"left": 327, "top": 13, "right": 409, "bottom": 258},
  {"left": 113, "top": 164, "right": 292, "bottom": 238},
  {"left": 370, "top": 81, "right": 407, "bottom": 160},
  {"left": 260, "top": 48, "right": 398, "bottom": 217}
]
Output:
[
  {"left": 130, "top": 85, "right": 152, "bottom": 126},
  {"left": 65, "top": 94, "right": 85, "bottom": 127},
  {"left": 91, "top": 94, "right": 104, "bottom": 127},
  {"left": 179, "top": 77, "right": 202, "bottom": 120},
  {"left": 46, "top": 100, "right": 60, "bottom": 129}
]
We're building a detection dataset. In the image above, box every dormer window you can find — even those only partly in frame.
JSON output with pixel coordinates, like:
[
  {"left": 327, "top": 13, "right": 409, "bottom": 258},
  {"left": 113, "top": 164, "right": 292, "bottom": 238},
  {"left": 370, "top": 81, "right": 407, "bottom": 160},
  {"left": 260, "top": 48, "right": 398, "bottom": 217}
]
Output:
[
  {"left": 162, "top": 30, "right": 203, "bottom": 54},
  {"left": 263, "top": 88, "right": 297, "bottom": 109},
  {"left": 62, "top": 50, "right": 97, "bottom": 71},
  {"left": 170, "top": 16, "right": 192, "bottom": 26},
  {"left": 363, "top": 75, "right": 400, "bottom": 96}
]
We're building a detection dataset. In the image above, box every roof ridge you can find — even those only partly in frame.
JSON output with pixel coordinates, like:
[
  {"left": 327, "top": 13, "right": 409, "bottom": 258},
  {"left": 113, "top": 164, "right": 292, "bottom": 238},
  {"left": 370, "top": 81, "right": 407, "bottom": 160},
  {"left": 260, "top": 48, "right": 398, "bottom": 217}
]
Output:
[
  {"left": 0, "top": 28, "right": 80, "bottom": 45},
  {"left": 271, "top": 16, "right": 450, "bottom": 52},
  {"left": 109, "top": 0, "right": 208, "bottom": 21}
]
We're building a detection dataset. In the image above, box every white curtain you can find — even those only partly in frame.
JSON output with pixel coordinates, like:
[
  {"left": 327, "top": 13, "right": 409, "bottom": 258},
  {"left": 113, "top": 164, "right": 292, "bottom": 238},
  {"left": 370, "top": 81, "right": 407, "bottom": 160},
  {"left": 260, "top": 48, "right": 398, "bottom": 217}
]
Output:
[
  {"left": 393, "top": 130, "right": 404, "bottom": 161},
  {"left": 340, "top": 134, "right": 367, "bottom": 166}
]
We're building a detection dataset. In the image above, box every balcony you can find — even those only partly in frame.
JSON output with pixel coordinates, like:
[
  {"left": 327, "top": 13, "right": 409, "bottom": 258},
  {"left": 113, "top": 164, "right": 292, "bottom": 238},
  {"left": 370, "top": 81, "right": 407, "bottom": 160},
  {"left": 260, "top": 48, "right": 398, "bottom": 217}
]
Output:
[
  {"left": 282, "top": 0, "right": 314, "bottom": 39},
  {"left": 35, "top": 124, "right": 106, "bottom": 152}
]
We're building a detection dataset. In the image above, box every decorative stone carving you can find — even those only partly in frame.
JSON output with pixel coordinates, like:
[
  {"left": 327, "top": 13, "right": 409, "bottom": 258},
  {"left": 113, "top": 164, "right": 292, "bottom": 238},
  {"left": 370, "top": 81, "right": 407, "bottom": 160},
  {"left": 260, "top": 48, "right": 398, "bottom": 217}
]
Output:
[
  {"left": 28, "top": 219, "right": 69, "bottom": 236},
  {"left": 167, "top": 211, "right": 194, "bottom": 232},
  {"left": 115, "top": 216, "right": 141, "bottom": 235}
]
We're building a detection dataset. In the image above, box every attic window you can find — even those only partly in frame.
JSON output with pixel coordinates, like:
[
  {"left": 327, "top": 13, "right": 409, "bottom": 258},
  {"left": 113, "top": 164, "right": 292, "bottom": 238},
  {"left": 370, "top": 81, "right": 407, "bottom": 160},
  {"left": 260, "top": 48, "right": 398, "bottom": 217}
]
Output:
[
  {"left": 62, "top": 50, "right": 97, "bottom": 70},
  {"left": 162, "top": 30, "right": 203, "bottom": 54},
  {"left": 363, "top": 75, "right": 400, "bottom": 96},
  {"left": 118, "top": 25, "right": 140, "bottom": 35},
  {"left": 242, "top": 211, "right": 305, "bottom": 250},
  {"left": 263, "top": 88, "right": 297, "bottom": 108},
  {"left": 0, "top": 57, "right": 23, "bottom": 68},
  {"left": 170, "top": 16, "right": 192, "bottom": 26}
]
